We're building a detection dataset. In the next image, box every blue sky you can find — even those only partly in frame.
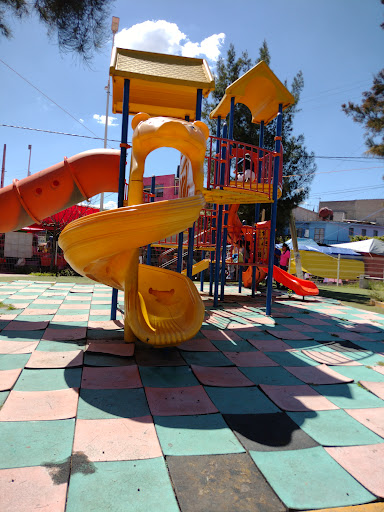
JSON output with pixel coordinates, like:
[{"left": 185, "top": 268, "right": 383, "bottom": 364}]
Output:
[{"left": 1, "top": 0, "right": 383, "bottom": 213}]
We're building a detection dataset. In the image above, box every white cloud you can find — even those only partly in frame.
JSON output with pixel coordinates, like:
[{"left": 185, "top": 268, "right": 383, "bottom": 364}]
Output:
[
  {"left": 103, "top": 200, "right": 117, "bottom": 210},
  {"left": 93, "top": 114, "right": 118, "bottom": 127},
  {"left": 115, "top": 20, "right": 225, "bottom": 62},
  {"left": 79, "top": 118, "right": 84, "bottom": 124}
]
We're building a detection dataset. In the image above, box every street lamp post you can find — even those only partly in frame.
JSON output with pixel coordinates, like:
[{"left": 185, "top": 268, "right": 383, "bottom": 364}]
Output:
[
  {"left": 100, "top": 16, "right": 120, "bottom": 212},
  {"left": 27, "top": 144, "right": 32, "bottom": 177}
]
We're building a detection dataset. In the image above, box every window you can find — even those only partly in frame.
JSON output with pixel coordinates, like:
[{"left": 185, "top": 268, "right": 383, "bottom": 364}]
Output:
[
  {"left": 374, "top": 230, "right": 378, "bottom": 237},
  {"left": 297, "top": 228, "right": 304, "bottom": 238},
  {"left": 349, "top": 227, "right": 354, "bottom": 236},
  {"left": 314, "top": 228, "right": 324, "bottom": 243},
  {"left": 361, "top": 229, "right": 366, "bottom": 236},
  {"left": 155, "top": 185, "right": 164, "bottom": 198},
  {"left": 174, "top": 177, "right": 179, "bottom": 196}
]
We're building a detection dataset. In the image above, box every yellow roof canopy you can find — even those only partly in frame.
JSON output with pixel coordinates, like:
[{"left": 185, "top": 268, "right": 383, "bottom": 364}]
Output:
[
  {"left": 209, "top": 61, "right": 295, "bottom": 125},
  {"left": 110, "top": 48, "right": 215, "bottom": 121}
]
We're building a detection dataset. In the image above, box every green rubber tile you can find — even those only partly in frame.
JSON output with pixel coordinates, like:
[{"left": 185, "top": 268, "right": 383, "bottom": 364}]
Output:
[
  {"left": 351, "top": 353, "right": 384, "bottom": 366},
  {"left": 154, "top": 414, "right": 245, "bottom": 456},
  {"left": 250, "top": 446, "right": 375, "bottom": 510},
  {"left": 139, "top": 366, "right": 199, "bottom": 387},
  {"left": 0, "top": 390, "right": 9, "bottom": 406},
  {"left": 66, "top": 458, "right": 179, "bottom": 512},
  {"left": 78, "top": 388, "right": 150, "bottom": 419},
  {"left": 237, "top": 332, "right": 277, "bottom": 341},
  {"left": 265, "top": 350, "right": 320, "bottom": 367},
  {"left": 331, "top": 365, "right": 384, "bottom": 382},
  {"left": 0, "top": 419, "right": 75, "bottom": 469},
  {"left": 49, "top": 320, "right": 88, "bottom": 328},
  {"left": 14, "top": 315, "right": 54, "bottom": 323},
  {"left": 181, "top": 351, "right": 233, "bottom": 367},
  {"left": 14, "top": 368, "right": 82, "bottom": 391},
  {"left": 0, "top": 354, "right": 30, "bottom": 370},
  {"left": 30, "top": 302, "right": 62, "bottom": 310},
  {"left": 204, "top": 386, "right": 280, "bottom": 414},
  {"left": 287, "top": 409, "right": 384, "bottom": 446},
  {"left": 313, "top": 383, "right": 384, "bottom": 409},
  {"left": 0, "top": 331, "right": 42, "bottom": 341},
  {"left": 37, "top": 339, "right": 86, "bottom": 352},
  {"left": 239, "top": 366, "right": 304, "bottom": 386},
  {"left": 210, "top": 339, "right": 258, "bottom": 352},
  {"left": 90, "top": 304, "right": 110, "bottom": 310},
  {"left": 283, "top": 339, "right": 323, "bottom": 350}
]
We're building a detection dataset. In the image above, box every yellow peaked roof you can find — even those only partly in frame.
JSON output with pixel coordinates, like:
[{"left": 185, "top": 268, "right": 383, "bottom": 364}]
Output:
[
  {"left": 210, "top": 61, "right": 295, "bottom": 125},
  {"left": 110, "top": 48, "right": 215, "bottom": 120}
]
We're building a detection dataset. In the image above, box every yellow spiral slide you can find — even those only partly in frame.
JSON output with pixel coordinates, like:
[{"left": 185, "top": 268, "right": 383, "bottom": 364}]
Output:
[{"left": 59, "top": 114, "right": 209, "bottom": 347}]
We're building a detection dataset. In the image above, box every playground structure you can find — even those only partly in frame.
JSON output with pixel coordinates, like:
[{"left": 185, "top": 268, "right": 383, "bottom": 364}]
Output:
[{"left": 0, "top": 48, "right": 319, "bottom": 347}]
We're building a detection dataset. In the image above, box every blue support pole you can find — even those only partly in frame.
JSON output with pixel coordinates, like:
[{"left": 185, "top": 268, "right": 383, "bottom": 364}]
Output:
[
  {"left": 213, "top": 118, "right": 222, "bottom": 307},
  {"left": 251, "top": 231, "right": 257, "bottom": 297},
  {"left": 177, "top": 232, "right": 184, "bottom": 273},
  {"left": 146, "top": 175, "right": 156, "bottom": 265},
  {"left": 252, "top": 121, "right": 265, "bottom": 297},
  {"left": 200, "top": 249, "right": 205, "bottom": 291},
  {"left": 266, "top": 104, "right": 283, "bottom": 316},
  {"left": 111, "top": 79, "right": 130, "bottom": 320},
  {"left": 220, "top": 123, "right": 229, "bottom": 301}
]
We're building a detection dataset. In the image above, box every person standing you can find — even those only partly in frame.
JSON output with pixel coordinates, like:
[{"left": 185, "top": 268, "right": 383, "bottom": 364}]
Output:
[{"left": 279, "top": 243, "right": 290, "bottom": 272}]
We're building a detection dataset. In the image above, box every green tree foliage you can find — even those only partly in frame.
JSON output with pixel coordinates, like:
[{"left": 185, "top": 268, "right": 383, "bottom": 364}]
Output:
[
  {"left": 203, "top": 42, "right": 316, "bottom": 235},
  {"left": 0, "top": 0, "right": 113, "bottom": 59}
]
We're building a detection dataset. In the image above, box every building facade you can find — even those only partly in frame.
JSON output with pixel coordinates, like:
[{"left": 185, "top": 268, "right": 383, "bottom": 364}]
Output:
[{"left": 143, "top": 174, "right": 179, "bottom": 201}]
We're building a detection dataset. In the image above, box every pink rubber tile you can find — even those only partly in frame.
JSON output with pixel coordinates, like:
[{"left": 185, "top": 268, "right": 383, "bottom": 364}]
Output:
[
  {"left": 32, "top": 299, "right": 63, "bottom": 305},
  {"left": 266, "top": 330, "right": 312, "bottom": 340},
  {"left": 302, "top": 349, "right": 362, "bottom": 366},
  {"left": 59, "top": 303, "right": 90, "bottom": 310},
  {"left": 284, "top": 364, "right": 354, "bottom": 385},
  {"left": 223, "top": 351, "right": 279, "bottom": 367},
  {"left": 227, "top": 323, "right": 261, "bottom": 331},
  {"left": 26, "top": 350, "right": 83, "bottom": 368},
  {"left": 4, "top": 320, "right": 49, "bottom": 331},
  {"left": 0, "top": 368, "right": 22, "bottom": 391},
  {"left": 191, "top": 365, "right": 254, "bottom": 387},
  {"left": 326, "top": 444, "right": 384, "bottom": 498},
  {"left": 345, "top": 408, "right": 384, "bottom": 437},
  {"left": 88, "top": 309, "right": 114, "bottom": 316},
  {"left": 298, "top": 317, "right": 332, "bottom": 326},
  {"left": 259, "top": 384, "right": 339, "bottom": 411},
  {"left": 343, "top": 324, "right": 382, "bottom": 334},
  {"left": 0, "top": 388, "right": 79, "bottom": 421},
  {"left": 86, "top": 341, "right": 134, "bottom": 357},
  {"left": 200, "top": 329, "right": 242, "bottom": 341},
  {"left": 248, "top": 339, "right": 292, "bottom": 352},
  {"left": 43, "top": 327, "right": 87, "bottom": 341},
  {"left": 330, "top": 331, "right": 372, "bottom": 342},
  {"left": 53, "top": 314, "right": 89, "bottom": 322},
  {"left": 177, "top": 337, "right": 218, "bottom": 352},
  {"left": 0, "top": 340, "right": 38, "bottom": 354},
  {"left": 91, "top": 300, "right": 111, "bottom": 304},
  {"left": 0, "top": 313, "right": 18, "bottom": 321},
  {"left": 73, "top": 416, "right": 162, "bottom": 461},
  {"left": 145, "top": 386, "right": 218, "bottom": 416},
  {"left": 81, "top": 366, "right": 142, "bottom": 389},
  {"left": 372, "top": 366, "right": 384, "bottom": 376},
  {"left": 0, "top": 466, "right": 67, "bottom": 512},
  {"left": 360, "top": 381, "right": 384, "bottom": 400},
  {"left": 88, "top": 320, "right": 124, "bottom": 330},
  {"left": 286, "top": 324, "right": 322, "bottom": 333},
  {"left": 20, "top": 309, "right": 58, "bottom": 316}
]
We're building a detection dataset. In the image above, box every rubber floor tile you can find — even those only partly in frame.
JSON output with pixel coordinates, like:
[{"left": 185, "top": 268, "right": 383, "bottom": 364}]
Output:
[
  {"left": 59, "top": 303, "right": 90, "bottom": 310},
  {"left": 239, "top": 366, "right": 304, "bottom": 385},
  {"left": 32, "top": 299, "right": 63, "bottom": 305},
  {"left": 0, "top": 353, "right": 30, "bottom": 370},
  {"left": 81, "top": 366, "right": 142, "bottom": 389},
  {"left": 250, "top": 446, "right": 375, "bottom": 510},
  {"left": 78, "top": 388, "right": 150, "bottom": 419},
  {"left": 166, "top": 453, "right": 285, "bottom": 512},
  {"left": 223, "top": 351, "right": 279, "bottom": 367},
  {"left": 372, "top": 365, "right": 384, "bottom": 375},
  {"left": 191, "top": 364, "right": 254, "bottom": 387},
  {"left": 83, "top": 352, "right": 135, "bottom": 367},
  {"left": 177, "top": 336, "right": 218, "bottom": 351},
  {"left": 223, "top": 412, "right": 319, "bottom": 452},
  {"left": 145, "top": 385, "right": 218, "bottom": 416},
  {"left": 205, "top": 386, "right": 280, "bottom": 414},
  {"left": 139, "top": 366, "right": 198, "bottom": 387},
  {"left": 302, "top": 349, "right": 363, "bottom": 366},
  {"left": 36, "top": 338, "right": 86, "bottom": 352},
  {"left": 248, "top": 338, "right": 292, "bottom": 351},
  {"left": 0, "top": 419, "right": 75, "bottom": 469},
  {"left": 0, "top": 466, "right": 68, "bottom": 512},
  {"left": 0, "top": 388, "right": 79, "bottom": 421},
  {"left": 135, "top": 346, "right": 187, "bottom": 367},
  {"left": 0, "top": 340, "right": 38, "bottom": 354},
  {"left": 210, "top": 338, "right": 258, "bottom": 352},
  {"left": 43, "top": 327, "right": 87, "bottom": 341},
  {"left": 73, "top": 416, "right": 162, "bottom": 461},
  {"left": 181, "top": 351, "right": 233, "bottom": 367},
  {"left": 260, "top": 384, "right": 339, "bottom": 411},
  {"left": 266, "top": 329, "right": 313, "bottom": 340},
  {"left": 0, "top": 313, "right": 18, "bottom": 321},
  {"left": 284, "top": 364, "right": 354, "bottom": 385},
  {"left": 19, "top": 308, "right": 58, "bottom": 316},
  {"left": 3, "top": 320, "right": 49, "bottom": 331},
  {"left": 14, "top": 368, "right": 82, "bottom": 391},
  {"left": 360, "top": 380, "right": 384, "bottom": 400},
  {"left": 287, "top": 409, "right": 383, "bottom": 446},
  {"left": 331, "top": 365, "right": 384, "bottom": 382},
  {"left": 87, "top": 320, "right": 124, "bottom": 330},
  {"left": 265, "top": 350, "right": 320, "bottom": 367},
  {"left": 313, "top": 383, "right": 384, "bottom": 409},
  {"left": 66, "top": 458, "right": 179, "bottom": 512},
  {"left": 86, "top": 341, "right": 134, "bottom": 357},
  {"left": 53, "top": 314, "right": 89, "bottom": 322},
  {"left": 344, "top": 408, "right": 384, "bottom": 437},
  {"left": 200, "top": 329, "right": 242, "bottom": 341},
  {"left": 351, "top": 340, "right": 384, "bottom": 353},
  {"left": 0, "top": 368, "right": 22, "bottom": 391},
  {"left": 326, "top": 444, "right": 384, "bottom": 498},
  {"left": 26, "top": 350, "right": 83, "bottom": 368},
  {"left": 0, "top": 391, "right": 8, "bottom": 406}
]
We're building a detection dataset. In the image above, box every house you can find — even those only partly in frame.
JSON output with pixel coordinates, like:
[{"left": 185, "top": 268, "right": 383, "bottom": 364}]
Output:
[{"left": 143, "top": 174, "right": 179, "bottom": 201}]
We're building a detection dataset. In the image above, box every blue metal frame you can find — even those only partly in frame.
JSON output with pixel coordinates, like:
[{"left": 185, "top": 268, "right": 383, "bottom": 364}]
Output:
[{"left": 146, "top": 175, "right": 156, "bottom": 265}]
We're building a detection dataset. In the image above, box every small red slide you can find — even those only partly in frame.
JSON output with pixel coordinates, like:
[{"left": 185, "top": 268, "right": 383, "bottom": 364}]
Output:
[{"left": 261, "top": 265, "right": 319, "bottom": 296}]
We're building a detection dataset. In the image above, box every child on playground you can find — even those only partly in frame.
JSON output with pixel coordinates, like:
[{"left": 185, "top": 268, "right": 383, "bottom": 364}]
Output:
[{"left": 277, "top": 243, "right": 290, "bottom": 290}]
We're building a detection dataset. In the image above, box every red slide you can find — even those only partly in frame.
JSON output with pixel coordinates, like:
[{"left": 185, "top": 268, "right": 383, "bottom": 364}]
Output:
[{"left": 261, "top": 265, "right": 319, "bottom": 296}]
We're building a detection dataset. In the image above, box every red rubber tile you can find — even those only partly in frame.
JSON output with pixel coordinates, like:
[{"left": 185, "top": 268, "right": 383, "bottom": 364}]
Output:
[
  {"left": 81, "top": 366, "right": 142, "bottom": 389},
  {"left": 227, "top": 323, "right": 262, "bottom": 331},
  {"left": 298, "top": 318, "right": 332, "bottom": 326},
  {"left": 32, "top": 299, "right": 63, "bottom": 305},
  {"left": 345, "top": 408, "right": 384, "bottom": 437},
  {"left": 360, "top": 381, "right": 384, "bottom": 400},
  {"left": 178, "top": 337, "right": 218, "bottom": 352},
  {"left": 191, "top": 365, "right": 254, "bottom": 387},
  {"left": 0, "top": 368, "right": 22, "bottom": 391},
  {"left": 0, "top": 340, "right": 38, "bottom": 354},
  {"left": 284, "top": 364, "right": 354, "bottom": 385},
  {"left": 0, "top": 388, "right": 79, "bottom": 421},
  {"left": 201, "top": 329, "right": 242, "bottom": 341},
  {"left": 145, "top": 386, "right": 218, "bottom": 416},
  {"left": 26, "top": 350, "right": 83, "bottom": 368},
  {"left": 4, "top": 321, "right": 49, "bottom": 331},
  {"left": 86, "top": 341, "right": 134, "bottom": 357},
  {"left": 287, "top": 324, "right": 322, "bottom": 333},
  {"left": 73, "top": 416, "right": 162, "bottom": 461},
  {"left": 20, "top": 309, "right": 58, "bottom": 316},
  {"left": 248, "top": 339, "right": 292, "bottom": 352},
  {"left": 326, "top": 444, "right": 384, "bottom": 498},
  {"left": 59, "top": 304, "right": 90, "bottom": 310},
  {"left": 302, "top": 350, "right": 363, "bottom": 366},
  {"left": 0, "top": 466, "right": 67, "bottom": 512},
  {"left": 223, "top": 351, "right": 279, "bottom": 367},
  {"left": 0, "top": 313, "right": 18, "bottom": 321},
  {"left": 43, "top": 327, "right": 87, "bottom": 341},
  {"left": 372, "top": 366, "right": 384, "bottom": 375},
  {"left": 53, "top": 314, "right": 89, "bottom": 322},
  {"left": 266, "top": 330, "right": 312, "bottom": 340},
  {"left": 330, "top": 332, "right": 372, "bottom": 342},
  {"left": 88, "top": 320, "right": 124, "bottom": 330},
  {"left": 260, "top": 384, "right": 339, "bottom": 412}
]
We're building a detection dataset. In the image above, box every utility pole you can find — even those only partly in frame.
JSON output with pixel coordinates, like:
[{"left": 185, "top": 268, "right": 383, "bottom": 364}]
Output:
[
  {"left": 27, "top": 145, "right": 32, "bottom": 176},
  {"left": 1, "top": 144, "right": 5, "bottom": 188},
  {"left": 289, "top": 210, "right": 303, "bottom": 279}
]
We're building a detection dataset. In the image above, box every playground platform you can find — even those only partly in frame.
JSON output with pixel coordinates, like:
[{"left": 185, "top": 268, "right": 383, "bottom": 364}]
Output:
[{"left": 0, "top": 279, "right": 383, "bottom": 511}]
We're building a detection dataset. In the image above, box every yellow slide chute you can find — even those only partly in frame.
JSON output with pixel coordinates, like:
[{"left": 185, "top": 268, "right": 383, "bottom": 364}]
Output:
[{"left": 59, "top": 114, "right": 209, "bottom": 347}]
